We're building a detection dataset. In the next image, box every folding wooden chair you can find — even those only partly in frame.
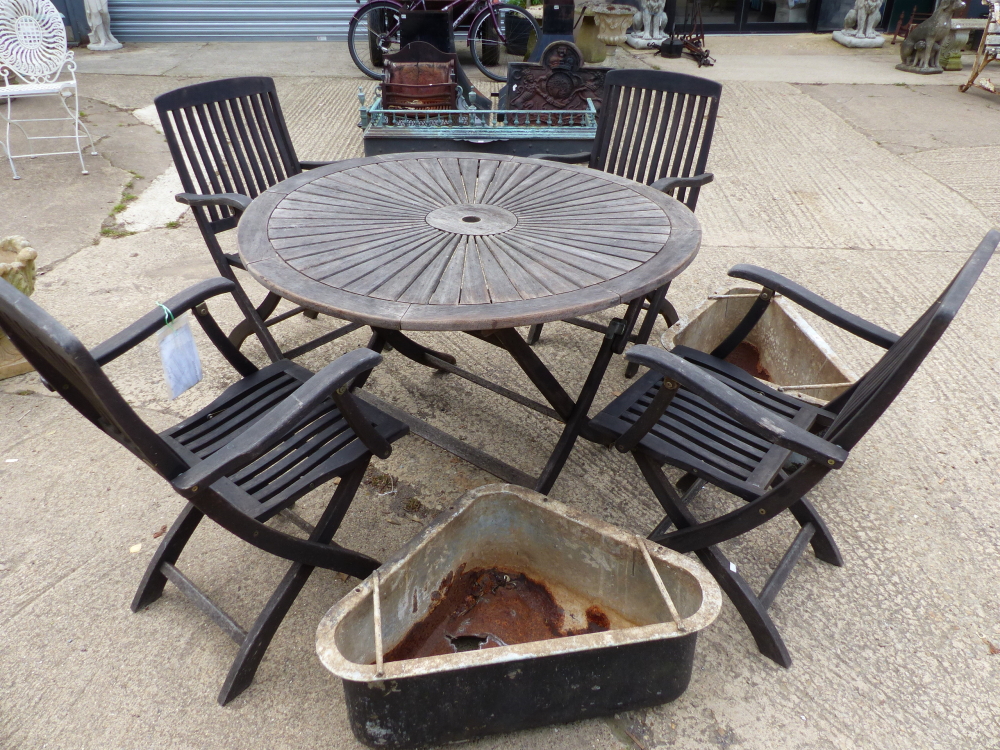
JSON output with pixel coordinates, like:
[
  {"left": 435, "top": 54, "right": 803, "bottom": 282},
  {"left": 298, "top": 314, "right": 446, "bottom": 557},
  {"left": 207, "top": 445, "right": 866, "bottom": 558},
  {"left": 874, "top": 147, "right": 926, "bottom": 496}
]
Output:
[
  {"left": 0, "top": 276, "right": 408, "bottom": 704},
  {"left": 530, "top": 69, "right": 721, "bottom": 377},
  {"left": 155, "top": 77, "right": 364, "bottom": 363},
  {"left": 590, "top": 230, "right": 999, "bottom": 666}
]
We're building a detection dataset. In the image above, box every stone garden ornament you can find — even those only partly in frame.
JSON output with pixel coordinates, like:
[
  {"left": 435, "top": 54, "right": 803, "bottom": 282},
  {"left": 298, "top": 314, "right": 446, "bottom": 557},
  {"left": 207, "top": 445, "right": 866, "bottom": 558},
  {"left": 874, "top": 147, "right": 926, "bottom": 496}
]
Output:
[
  {"left": 833, "top": 0, "right": 885, "bottom": 47},
  {"left": 897, "top": 0, "right": 965, "bottom": 73},
  {"left": 0, "top": 236, "right": 36, "bottom": 379},
  {"left": 84, "top": 0, "right": 122, "bottom": 51},
  {"left": 627, "top": 0, "right": 669, "bottom": 49}
]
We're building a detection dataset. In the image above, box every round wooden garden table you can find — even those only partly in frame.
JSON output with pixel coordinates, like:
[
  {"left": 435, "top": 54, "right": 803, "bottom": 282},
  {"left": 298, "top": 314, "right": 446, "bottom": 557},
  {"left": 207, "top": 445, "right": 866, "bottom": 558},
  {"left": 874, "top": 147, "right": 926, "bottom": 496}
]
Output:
[{"left": 238, "top": 152, "right": 701, "bottom": 491}]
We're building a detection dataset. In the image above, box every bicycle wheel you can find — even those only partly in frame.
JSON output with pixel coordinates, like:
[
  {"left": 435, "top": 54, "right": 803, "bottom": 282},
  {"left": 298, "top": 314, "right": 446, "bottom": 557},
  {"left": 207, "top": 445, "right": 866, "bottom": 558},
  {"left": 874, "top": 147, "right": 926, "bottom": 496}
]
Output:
[
  {"left": 349, "top": 1, "right": 403, "bottom": 80},
  {"left": 469, "top": 4, "right": 540, "bottom": 82}
]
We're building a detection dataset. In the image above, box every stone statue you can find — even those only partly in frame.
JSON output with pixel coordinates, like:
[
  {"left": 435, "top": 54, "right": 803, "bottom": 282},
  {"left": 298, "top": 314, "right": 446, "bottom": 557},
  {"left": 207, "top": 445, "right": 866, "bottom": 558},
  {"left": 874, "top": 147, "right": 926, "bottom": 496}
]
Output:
[
  {"left": 832, "top": 0, "right": 884, "bottom": 47},
  {"left": 0, "top": 236, "right": 37, "bottom": 380},
  {"left": 897, "top": 0, "right": 965, "bottom": 73},
  {"left": 627, "top": 0, "right": 669, "bottom": 49},
  {"left": 84, "top": 0, "right": 123, "bottom": 52}
]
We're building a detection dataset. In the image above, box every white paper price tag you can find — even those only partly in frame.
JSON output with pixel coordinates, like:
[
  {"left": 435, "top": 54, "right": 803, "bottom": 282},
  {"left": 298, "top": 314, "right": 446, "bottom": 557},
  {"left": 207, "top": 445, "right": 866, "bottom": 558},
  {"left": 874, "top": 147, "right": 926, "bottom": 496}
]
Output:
[{"left": 156, "top": 312, "right": 202, "bottom": 399}]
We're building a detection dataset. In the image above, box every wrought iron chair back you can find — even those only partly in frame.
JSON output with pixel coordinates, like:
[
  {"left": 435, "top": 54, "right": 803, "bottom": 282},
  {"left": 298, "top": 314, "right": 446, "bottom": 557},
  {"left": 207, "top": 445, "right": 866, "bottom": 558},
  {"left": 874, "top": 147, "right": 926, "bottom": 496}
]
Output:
[
  {"left": 0, "top": 0, "right": 73, "bottom": 84},
  {"left": 591, "top": 68, "right": 721, "bottom": 211}
]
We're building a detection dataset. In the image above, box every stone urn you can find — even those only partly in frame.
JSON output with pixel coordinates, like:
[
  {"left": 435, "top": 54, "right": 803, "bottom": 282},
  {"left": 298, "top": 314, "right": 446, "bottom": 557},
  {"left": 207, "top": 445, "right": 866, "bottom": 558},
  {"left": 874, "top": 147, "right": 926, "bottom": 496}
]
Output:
[
  {"left": 0, "top": 236, "right": 37, "bottom": 380},
  {"left": 593, "top": 4, "right": 635, "bottom": 47}
]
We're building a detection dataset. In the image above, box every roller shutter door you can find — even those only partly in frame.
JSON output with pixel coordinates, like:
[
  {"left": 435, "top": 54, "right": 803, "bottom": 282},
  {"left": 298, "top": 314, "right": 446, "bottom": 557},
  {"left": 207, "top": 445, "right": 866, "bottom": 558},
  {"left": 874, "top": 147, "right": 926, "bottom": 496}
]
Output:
[{"left": 108, "top": 0, "right": 355, "bottom": 41}]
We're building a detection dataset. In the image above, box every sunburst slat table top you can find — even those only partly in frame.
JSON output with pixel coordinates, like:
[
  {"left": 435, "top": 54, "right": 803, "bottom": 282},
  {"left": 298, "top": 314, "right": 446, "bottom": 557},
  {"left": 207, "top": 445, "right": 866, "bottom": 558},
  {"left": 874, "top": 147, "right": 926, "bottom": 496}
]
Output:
[{"left": 238, "top": 153, "right": 701, "bottom": 331}]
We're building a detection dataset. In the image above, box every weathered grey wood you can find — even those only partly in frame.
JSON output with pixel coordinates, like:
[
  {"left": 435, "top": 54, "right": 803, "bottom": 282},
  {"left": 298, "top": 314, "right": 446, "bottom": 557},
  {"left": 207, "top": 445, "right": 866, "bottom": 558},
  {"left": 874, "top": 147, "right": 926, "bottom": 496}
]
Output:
[{"left": 237, "top": 153, "right": 701, "bottom": 331}]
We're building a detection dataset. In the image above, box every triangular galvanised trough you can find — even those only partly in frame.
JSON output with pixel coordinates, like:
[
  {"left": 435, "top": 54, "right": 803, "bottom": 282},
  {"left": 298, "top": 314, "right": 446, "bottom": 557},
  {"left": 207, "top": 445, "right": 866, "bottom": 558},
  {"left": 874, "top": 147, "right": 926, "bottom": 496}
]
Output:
[
  {"left": 317, "top": 484, "right": 721, "bottom": 749},
  {"left": 662, "top": 286, "right": 859, "bottom": 405}
]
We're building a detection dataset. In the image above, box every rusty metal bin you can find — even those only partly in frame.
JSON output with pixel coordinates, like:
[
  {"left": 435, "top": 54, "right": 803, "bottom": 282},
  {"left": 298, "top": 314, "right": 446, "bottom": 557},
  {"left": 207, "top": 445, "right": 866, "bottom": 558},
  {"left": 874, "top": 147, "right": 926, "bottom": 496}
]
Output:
[{"left": 316, "top": 484, "right": 721, "bottom": 749}]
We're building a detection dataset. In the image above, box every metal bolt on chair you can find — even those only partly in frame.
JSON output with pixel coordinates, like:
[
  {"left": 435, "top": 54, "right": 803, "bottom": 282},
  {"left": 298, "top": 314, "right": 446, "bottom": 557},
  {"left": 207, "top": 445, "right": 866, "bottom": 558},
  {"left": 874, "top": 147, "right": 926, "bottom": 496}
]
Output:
[
  {"left": 0, "top": 276, "right": 409, "bottom": 705},
  {"left": 590, "top": 230, "right": 999, "bottom": 666},
  {"left": 530, "top": 69, "right": 722, "bottom": 377},
  {"left": 155, "top": 77, "right": 364, "bottom": 364},
  {"left": 0, "top": 0, "right": 98, "bottom": 179}
]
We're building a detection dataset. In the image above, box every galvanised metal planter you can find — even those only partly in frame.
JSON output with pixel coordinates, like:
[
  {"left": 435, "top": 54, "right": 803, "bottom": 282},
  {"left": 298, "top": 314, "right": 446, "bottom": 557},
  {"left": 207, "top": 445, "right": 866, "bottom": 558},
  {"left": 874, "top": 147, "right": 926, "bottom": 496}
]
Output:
[
  {"left": 316, "top": 484, "right": 721, "bottom": 750},
  {"left": 662, "top": 287, "right": 859, "bottom": 404}
]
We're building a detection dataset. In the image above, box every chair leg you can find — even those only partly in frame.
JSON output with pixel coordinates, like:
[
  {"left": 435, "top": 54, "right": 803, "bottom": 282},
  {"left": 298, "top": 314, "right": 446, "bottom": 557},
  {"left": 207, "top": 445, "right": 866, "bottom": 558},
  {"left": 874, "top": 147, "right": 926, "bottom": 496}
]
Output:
[
  {"left": 2, "top": 96, "right": 18, "bottom": 180},
  {"left": 526, "top": 323, "right": 543, "bottom": 345},
  {"left": 787, "top": 497, "right": 843, "bottom": 567},
  {"left": 634, "top": 453, "right": 792, "bottom": 668},
  {"left": 228, "top": 292, "right": 282, "bottom": 350},
  {"left": 132, "top": 503, "right": 204, "bottom": 612},
  {"left": 58, "top": 88, "right": 89, "bottom": 175},
  {"left": 217, "top": 459, "right": 371, "bottom": 705},
  {"left": 689, "top": 543, "right": 792, "bottom": 668},
  {"left": 624, "top": 286, "right": 670, "bottom": 378}
]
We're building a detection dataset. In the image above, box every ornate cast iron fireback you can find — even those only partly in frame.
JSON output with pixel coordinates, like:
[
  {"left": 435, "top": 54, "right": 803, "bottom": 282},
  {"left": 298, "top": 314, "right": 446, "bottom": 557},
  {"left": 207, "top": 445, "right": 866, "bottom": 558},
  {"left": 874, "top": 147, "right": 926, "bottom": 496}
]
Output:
[{"left": 507, "top": 41, "right": 611, "bottom": 113}]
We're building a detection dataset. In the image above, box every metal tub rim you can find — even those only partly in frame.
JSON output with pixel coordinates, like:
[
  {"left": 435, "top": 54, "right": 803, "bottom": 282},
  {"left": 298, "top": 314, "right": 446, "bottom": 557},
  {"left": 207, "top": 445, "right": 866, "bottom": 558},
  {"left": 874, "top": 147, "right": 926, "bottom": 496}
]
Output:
[{"left": 317, "top": 483, "right": 721, "bottom": 683}]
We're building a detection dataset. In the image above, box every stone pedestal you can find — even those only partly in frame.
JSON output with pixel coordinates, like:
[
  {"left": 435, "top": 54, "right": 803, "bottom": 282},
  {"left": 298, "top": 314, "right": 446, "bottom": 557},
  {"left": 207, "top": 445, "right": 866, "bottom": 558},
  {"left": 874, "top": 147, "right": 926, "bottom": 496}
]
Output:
[
  {"left": 574, "top": 10, "right": 608, "bottom": 63},
  {"left": 626, "top": 33, "right": 659, "bottom": 49},
  {"left": 0, "top": 236, "right": 36, "bottom": 380},
  {"left": 941, "top": 29, "right": 970, "bottom": 70},
  {"left": 832, "top": 29, "right": 885, "bottom": 47}
]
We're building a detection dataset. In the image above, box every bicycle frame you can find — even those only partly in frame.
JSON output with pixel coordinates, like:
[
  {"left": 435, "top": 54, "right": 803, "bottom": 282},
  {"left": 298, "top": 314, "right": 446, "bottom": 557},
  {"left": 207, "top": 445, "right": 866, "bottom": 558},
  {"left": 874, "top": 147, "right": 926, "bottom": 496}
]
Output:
[{"left": 353, "top": 0, "right": 511, "bottom": 49}]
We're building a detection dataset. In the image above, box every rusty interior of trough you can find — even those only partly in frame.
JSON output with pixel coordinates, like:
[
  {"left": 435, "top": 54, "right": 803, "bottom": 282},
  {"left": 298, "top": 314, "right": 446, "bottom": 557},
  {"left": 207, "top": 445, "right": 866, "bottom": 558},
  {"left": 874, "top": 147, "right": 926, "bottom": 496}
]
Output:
[
  {"left": 384, "top": 565, "right": 613, "bottom": 662},
  {"left": 724, "top": 341, "right": 773, "bottom": 382}
]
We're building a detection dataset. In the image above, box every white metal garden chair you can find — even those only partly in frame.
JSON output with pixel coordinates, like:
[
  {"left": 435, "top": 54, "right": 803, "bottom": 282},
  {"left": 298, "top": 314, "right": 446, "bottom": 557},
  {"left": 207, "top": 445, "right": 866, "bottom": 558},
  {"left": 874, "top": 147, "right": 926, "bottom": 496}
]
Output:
[{"left": 0, "top": 0, "right": 97, "bottom": 179}]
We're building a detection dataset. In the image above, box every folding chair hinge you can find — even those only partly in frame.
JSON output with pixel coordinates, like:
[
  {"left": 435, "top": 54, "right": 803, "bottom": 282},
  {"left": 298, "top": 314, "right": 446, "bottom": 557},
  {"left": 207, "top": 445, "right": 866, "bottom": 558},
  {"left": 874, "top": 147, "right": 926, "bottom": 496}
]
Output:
[{"left": 606, "top": 318, "right": 626, "bottom": 340}]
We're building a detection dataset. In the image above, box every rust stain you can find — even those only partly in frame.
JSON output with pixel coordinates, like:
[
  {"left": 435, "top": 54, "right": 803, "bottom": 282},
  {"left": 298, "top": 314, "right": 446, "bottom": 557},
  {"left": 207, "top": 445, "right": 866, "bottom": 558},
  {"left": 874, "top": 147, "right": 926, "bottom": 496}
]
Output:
[
  {"left": 383, "top": 566, "right": 611, "bottom": 663},
  {"left": 724, "top": 341, "right": 772, "bottom": 382}
]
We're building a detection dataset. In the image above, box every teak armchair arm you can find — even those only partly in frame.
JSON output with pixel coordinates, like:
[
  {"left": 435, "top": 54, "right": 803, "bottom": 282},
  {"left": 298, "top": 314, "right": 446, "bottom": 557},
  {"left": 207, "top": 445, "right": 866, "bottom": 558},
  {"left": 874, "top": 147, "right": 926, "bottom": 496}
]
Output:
[
  {"left": 175, "top": 192, "right": 253, "bottom": 215},
  {"left": 299, "top": 160, "right": 336, "bottom": 170},
  {"left": 650, "top": 173, "right": 714, "bottom": 194},
  {"left": 620, "top": 346, "right": 848, "bottom": 468},
  {"left": 90, "top": 278, "right": 242, "bottom": 366},
  {"left": 532, "top": 151, "right": 591, "bottom": 164},
  {"left": 728, "top": 264, "right": 899, "bottom": 349}
]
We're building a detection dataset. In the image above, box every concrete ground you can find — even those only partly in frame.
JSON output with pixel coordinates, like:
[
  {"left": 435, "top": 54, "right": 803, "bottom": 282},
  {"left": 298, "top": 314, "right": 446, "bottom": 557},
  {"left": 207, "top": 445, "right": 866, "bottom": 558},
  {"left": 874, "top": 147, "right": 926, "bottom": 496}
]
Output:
[{"left": 2, "top": 34, "right": 999, "bottom": 750}]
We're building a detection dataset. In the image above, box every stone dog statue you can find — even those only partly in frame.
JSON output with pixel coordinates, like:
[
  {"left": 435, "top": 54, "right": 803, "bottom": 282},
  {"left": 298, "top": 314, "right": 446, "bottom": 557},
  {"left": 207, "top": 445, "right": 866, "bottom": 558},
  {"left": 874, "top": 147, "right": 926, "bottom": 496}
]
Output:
[
  {"left": 631, "top": 0, "right": 669, "bottom": 43},
  {"left": 842, "top": 0, "right": 881, "bottom": 38},
  {"left": 898, "top": 0, "right": 965, "bottom": 72}
]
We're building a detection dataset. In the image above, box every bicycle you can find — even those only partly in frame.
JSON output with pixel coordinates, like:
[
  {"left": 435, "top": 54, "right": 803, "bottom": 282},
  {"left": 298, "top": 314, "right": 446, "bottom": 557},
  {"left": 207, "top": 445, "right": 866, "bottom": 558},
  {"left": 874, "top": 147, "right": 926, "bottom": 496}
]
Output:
[{"left": 348, "top": 0, "right": 541, "bottom": 82}]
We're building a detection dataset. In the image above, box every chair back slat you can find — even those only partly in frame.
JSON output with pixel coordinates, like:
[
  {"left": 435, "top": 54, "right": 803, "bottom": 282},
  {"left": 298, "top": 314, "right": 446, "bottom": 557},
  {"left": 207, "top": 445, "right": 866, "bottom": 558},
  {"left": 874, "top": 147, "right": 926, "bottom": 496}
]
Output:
[
  {"left": 155, "top": 78, "right": 302, "bottom": 235},
  {"left": 0, "top": 280, "right": 187, "bottom": 478},
  {"left": 825, "top": 231, "right": 999, "bottom": 449},
  {"left": 591, "top": 70, "right": 721, "bottom": 210}
]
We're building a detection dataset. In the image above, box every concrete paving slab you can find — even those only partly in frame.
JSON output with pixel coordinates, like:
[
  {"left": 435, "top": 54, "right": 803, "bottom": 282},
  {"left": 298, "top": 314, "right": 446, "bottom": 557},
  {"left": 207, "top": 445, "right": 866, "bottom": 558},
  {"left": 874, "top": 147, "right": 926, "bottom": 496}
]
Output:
[{"left": 796, "top": 82, "right": 1000, "bottom": 154}]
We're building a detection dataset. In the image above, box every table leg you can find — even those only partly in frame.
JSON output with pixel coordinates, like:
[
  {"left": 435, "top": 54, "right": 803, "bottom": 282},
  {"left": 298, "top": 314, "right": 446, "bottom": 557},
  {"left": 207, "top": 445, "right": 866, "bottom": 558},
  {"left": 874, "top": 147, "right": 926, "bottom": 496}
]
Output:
[
  {"left": 375, "top": 329, "right": 457, "bottom": 370},
  {"left": 534, "top": 319, "right": 624, "bottom": 494},
  {"left": 484, "top": 328, "right": 576, "bottom": 421}
]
